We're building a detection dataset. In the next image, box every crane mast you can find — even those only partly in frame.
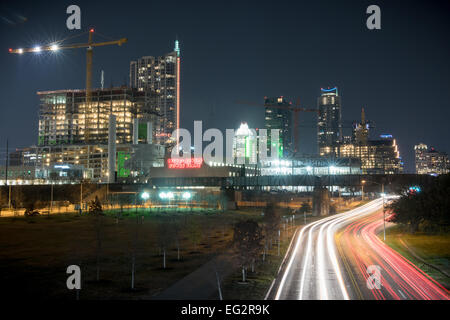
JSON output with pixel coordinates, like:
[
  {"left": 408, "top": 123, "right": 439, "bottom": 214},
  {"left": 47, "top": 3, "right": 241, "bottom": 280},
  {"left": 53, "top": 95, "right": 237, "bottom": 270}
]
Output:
[{"left": 85, "top": 29, "right": 94, "bottom": 142}]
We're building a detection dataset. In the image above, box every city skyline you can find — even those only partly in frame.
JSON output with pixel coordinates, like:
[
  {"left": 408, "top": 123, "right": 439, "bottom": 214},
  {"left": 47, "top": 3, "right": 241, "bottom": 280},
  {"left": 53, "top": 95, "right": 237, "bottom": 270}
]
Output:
[
  {"left": 1, "top": 0, "right": 450, "bottom": 172},
  {"left": 0, "top": 0, "right": 448, "bottom": 306}
]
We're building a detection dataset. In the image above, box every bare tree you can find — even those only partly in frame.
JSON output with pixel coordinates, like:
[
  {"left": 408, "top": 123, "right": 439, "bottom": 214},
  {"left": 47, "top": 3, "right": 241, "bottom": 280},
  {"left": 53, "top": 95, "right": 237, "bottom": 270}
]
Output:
[
  {"left": 187, "top": 217, "right": 202, "bottom": 252},
  {"left": 263, "top": 203, "right": 281, "bottom": 252},
  {"left": 156, "top": 217, "right": 174, "bottom": 269},
  {"left": 89, "top": 196, "right": 103, "bottom": 281},
  {"left": 172, "top": 218, "right": 182, "bottom": 261},
  {"left": 130, "top": 214, "right": 142, "bottom": 289},
  {"left": 232, "top": 219, "right": 263, "bottom": 282}
]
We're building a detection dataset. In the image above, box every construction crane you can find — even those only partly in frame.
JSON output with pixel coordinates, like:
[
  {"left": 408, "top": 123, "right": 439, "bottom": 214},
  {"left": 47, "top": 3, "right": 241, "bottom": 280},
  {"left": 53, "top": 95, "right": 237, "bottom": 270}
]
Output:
[
  {"left": 9, "top": 28, "right": 128, "bottom": 142},
  {"left": 236, "top": 99, "right": 319, "bottom": 156}
]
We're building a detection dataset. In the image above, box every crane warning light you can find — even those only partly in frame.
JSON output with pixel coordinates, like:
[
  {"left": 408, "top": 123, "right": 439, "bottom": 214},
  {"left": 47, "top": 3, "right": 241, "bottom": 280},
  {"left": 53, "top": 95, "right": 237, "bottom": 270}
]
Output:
[
  {"left": 8, "top": 48, "right": 12, "bottom": 53},
  {"left": 90, "top": 28, "right": 95, "bottom": 33}
]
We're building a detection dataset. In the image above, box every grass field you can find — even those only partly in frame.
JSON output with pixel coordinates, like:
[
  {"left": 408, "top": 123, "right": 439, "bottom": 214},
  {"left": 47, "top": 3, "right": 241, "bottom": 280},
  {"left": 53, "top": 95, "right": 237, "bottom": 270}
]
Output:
[
  {"left": 0, "top": 208, "right": 262, "bottom": 300},
  {"left": 0, "top": 199, "right": 367, "bottom": 300},
  {"left": 383, "top": 225, "right": 450, "bottom": 289}
]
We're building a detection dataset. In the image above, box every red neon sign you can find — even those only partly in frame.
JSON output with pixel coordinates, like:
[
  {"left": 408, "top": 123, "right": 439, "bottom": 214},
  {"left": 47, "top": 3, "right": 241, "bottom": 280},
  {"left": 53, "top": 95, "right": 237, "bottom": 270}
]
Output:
[
  {"left": 168, "top": 157, "right": 203, "bottom": 169},
  {"left": 156, "top": 132, "right": 171, "bottom": 137}
]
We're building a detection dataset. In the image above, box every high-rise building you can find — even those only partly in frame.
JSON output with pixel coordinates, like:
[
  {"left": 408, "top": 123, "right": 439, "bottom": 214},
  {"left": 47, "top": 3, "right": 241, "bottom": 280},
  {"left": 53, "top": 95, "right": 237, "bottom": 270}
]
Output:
[
  {"left": 414, "top": 143, "right": 449, "bottom": 175},
  {"left": 317, "top": 87, "right": 342, "bottom": 157},
  {"left": 37, "top": 87, "right": 158, "bottom": 146},
  {"left": 130, "top": 40, "right": 181, "bottom": 144},
  {"left": 338, "top": 134, "right": 403, "bottom": 174},
  {"left": 352, "top": 108, "right": 370, "bottom": 145},
  {"left": 264, "top": 97, "right": 292, "bottom": 157},
  {"left": 233, "top": 122, "right": 258, "bottom": 164}
]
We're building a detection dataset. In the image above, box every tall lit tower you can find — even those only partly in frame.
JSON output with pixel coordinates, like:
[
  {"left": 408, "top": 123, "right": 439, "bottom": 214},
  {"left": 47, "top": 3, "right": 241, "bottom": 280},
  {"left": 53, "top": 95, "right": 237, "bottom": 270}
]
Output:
[
  {"left": 175, "top": 39, "right": 181, "bottom": 144},
  {"left": 264, "top": 96, "right": 292, "bottom": 158},
  {"left": 353, "top": 107, "right": 370, "bottom": 145},
  {"left": 130, "top": 40, "right": 181, "bottom": 145},
  {"left": 317, "top": 87, "right": 342, "bottom": 157}
]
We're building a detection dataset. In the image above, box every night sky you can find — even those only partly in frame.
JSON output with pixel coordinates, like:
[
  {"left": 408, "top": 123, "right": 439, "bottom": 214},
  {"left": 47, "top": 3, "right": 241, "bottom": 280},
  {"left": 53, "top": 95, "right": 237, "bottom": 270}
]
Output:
[{"left": 1, "top": 0, "right": 449, "bottom": 172}]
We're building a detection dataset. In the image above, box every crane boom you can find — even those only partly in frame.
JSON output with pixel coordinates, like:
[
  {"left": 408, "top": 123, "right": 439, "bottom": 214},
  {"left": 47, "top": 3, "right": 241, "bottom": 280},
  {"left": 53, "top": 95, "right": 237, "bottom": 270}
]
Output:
[
  {"left": 9, "top": 29, "right": 127, "bottom": 143},
  {"left": 9, "top": 38, "right": 127, "bottom": 53}
]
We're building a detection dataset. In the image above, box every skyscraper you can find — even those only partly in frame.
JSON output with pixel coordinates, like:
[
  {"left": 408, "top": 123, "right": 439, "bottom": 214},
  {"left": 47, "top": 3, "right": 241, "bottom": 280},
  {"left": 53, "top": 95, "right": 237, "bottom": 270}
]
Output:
[
  {"left": 414, "top": 143, "right": 450, "bottom": 175},
  {"left": 37, "top": 87, "right": 157, "bottom": 146},
  {"left": 352, "top": 108, "right": 370, "bottom": 145},
  {"left": 233, "top": 122, "right": 258, "bottom": 165},
  {"left": 317, "top": 87, "right": 342, "bottom": 157},
  {"left": 264, "top": 97, "right": 292, "bottom": 158},
  {"left": 338, "top": 134, "right": 403, "bottom": 174},
  {"left": 130, "top": 40, "right": 181, "bottom": 145}
]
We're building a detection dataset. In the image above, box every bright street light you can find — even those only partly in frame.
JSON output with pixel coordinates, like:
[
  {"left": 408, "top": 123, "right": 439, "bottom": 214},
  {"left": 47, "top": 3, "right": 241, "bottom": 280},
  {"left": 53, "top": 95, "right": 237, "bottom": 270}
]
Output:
[
  {"left": 182, "top": 192, "right": 191, "bottom": 200},
  {"left": 33, "top": 46, "right": 41, "bottom": 52},
  {"left": 159, "top": 191, "right": 174, "bottom": 200},
  {"left": 166, "top": 192, "right": 174, "bottom": 199},
  {"left": 50, "top": 44, "right": 59, "bottom": 51},
  {"left": 141, "top": 191, "right": 150, "bottom": 200}
]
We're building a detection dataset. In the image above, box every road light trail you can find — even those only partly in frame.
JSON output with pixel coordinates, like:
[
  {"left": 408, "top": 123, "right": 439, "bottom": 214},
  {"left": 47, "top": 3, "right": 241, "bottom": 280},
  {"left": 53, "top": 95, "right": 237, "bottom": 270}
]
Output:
[
  {"left": 337, "top": 207, "right": 450, "bottom": 300},
  {"left": 273, "top": 198, "right": 449, "bottom": 300},
  {"left": 275, "top": 199, "right": 383, "bottom": 300}
]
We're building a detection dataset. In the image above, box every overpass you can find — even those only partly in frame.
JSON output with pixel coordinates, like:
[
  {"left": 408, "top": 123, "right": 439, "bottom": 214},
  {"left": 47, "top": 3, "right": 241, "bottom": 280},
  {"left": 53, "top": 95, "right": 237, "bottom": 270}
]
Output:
[{"left": 148, "top": 174, "right": 436, "bottom": 190}]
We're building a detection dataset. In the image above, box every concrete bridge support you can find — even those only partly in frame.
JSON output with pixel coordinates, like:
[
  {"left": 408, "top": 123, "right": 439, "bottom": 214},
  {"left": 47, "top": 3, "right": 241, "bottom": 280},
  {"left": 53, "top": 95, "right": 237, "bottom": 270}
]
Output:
[{"left": 312, "top": 186, "right": 330, "bottom": 216}]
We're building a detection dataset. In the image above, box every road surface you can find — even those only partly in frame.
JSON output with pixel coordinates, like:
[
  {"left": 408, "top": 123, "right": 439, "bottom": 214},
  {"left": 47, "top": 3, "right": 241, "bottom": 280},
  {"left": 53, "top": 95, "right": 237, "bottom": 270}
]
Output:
[{"left": 272, "top": 199, "right": 449, "bottom": 300}]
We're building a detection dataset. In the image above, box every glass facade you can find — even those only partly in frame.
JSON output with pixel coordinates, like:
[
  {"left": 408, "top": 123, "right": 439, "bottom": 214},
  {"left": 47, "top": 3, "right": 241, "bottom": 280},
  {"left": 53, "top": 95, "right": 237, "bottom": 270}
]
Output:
[
  {"left": 130, "top": 42, "right": 180, "bottom": 145},
  {"left": 318, "top": 87, "right": 342, "bottom": 157},
  {"left": 415, "top": 144, "right": 449, "bottom": 175},
  {"left": 37, "top": 88, "right": 158, "bottom": 146},
  {"left": 264, "top": 97, "right": 292, "bottom": 157}
]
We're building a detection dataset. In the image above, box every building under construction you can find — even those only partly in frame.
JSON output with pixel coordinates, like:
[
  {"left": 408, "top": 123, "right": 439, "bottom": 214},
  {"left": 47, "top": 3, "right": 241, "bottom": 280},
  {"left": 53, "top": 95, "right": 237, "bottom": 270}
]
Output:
[{"left": 37, "top": 87, "right": 159, "bottom": 146}]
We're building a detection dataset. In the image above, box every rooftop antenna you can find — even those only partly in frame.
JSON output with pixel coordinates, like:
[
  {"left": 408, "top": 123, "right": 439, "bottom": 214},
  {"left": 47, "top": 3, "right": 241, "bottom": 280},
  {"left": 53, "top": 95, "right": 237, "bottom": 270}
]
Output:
[
  {"left": 101, "top": 70, "right": 104, "bottom": 89},
  {"left": 174, "top": 36, "right": 180, "bottom": 57}
]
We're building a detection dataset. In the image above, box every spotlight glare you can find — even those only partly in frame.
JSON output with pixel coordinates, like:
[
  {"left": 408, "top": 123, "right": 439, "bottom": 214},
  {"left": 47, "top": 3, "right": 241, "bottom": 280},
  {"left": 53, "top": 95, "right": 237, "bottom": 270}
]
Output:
[
  {"left": 50, "top": 44, "right": 59, "bottom": 51},
  {"left": 182, "top": 192, "right": 191, "bottom": 200},
  {"left": 34, "top": 46, "right": 41, "bottom": 52},
  {"left": 18, "top": 48, "right": 23, "bottom": 54}
]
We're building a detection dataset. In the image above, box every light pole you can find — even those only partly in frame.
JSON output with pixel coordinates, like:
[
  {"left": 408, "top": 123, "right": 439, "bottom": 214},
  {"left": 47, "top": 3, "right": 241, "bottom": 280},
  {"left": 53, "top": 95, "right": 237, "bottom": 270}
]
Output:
[
  {"left": 141, "top": 191, "right": 150, "bottom": 214},
  {"left": 50, "top": 183, "right": 54, "bottom": 215},
  {"left": 182, "top": 192, "right": 191, "bottom": 211},
  {"left": 80, "top": 182, "right": 83, "bottom": 214},
  {"left": 361, "top": 180, "right": 366, "bottom": 201},
  {"left": 382, "top": 193, "right": 386, "bottom": 241}
]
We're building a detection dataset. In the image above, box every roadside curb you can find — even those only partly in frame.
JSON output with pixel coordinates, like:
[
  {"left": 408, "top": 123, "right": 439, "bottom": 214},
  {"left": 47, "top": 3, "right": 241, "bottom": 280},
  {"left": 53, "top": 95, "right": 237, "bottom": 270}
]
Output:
[
  {"left": 264, "top": 225, "right": 302, "bottom": 300},
  {"left": 399, "top": 238, "right": 450, "bottom": 278}
]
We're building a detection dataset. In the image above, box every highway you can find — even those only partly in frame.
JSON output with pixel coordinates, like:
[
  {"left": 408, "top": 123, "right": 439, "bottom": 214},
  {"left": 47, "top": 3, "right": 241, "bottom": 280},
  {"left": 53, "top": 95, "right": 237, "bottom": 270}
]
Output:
[
  {"left": 273, "top": 199, "right": 449, "bottom": 300},
  {"left": 336, "top": 206, "right": 449, "bottom": 300}
]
